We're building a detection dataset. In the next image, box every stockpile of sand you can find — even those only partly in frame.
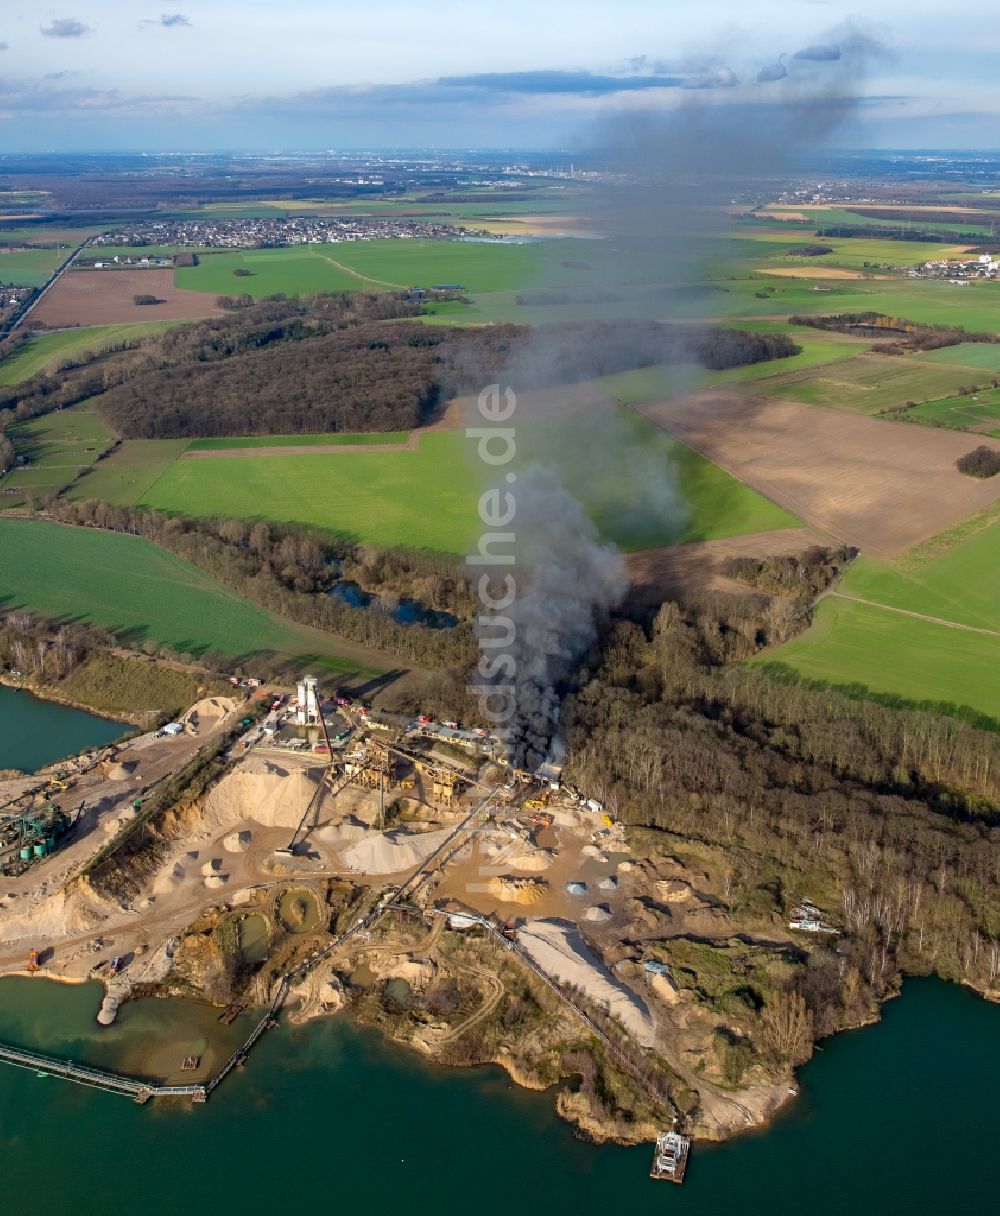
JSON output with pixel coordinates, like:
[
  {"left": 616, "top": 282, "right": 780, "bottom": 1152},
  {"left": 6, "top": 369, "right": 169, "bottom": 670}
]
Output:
[
  {"left": 153, "top": 861, "right": 186, "bottom": 894},
  {"left": 509, "top": 847, "right": 555, "bottom": 873},
  {"left": 649, "top": 971, "right": 681, "bottom": 1005},
  {"left": 583, "top": 904, "right": 612, "bottom": 923},
  {"left": 223, "top": 830, "right": 251, "bottom": 853},
  {"left": 342, "top": 827, "right": 451, "bottom": 876},
  {"left": 581, "top": 844, "right": 608, "bottom": 863},
  {"left": 202, "top": 756, "right": 322, "bottom": 831},
  {"left": 102, "top": 759, "right": 136, "bottom": 781},
  {"left": 201, "top": 858, "right": 222, "bottom": 876},
  {"left": 598, "top": 876, "right": 618, "bottom": 891},
  {"left": 183, "top": 697, "right": 237, "bottom": 731},
  {"left": 316, "top": 819, "right": 368, "bottom": 848},
  {"left": 204, "top": 874, "right": 229, "bottom": 889},
  {"left": 103, "top": 809, "right": 137, "bottom": 834},
  {"left": 518, "top": 918, "right": 656, "bottom": 1047},
  {"left": 487, "top": 875, "right": 549, "bottom": 905}
]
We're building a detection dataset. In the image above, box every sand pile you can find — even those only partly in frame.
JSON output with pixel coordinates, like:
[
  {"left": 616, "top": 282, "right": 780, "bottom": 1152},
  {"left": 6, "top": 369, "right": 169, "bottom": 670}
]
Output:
[
  {"left": 487, "top": 875, "right": 549, "bottom": 905},
  {"left": 201, "top": 755, "right": 322, "bottom": 831},
  {"left": 509, "top": 848, "right": 555, "bottom": 873},
  {"left": 598, "top": 876, "right": 618, "bottom": 891},
  {"left": 201, "top": 858, "right": 222, "bottom": 876},
  {"left": 649, "top": 972, "right": 681, "bottom": 1005},
  {"left": 583, "top": 904, "right": 613, "bottom": 923},
  {"left": 518, "top": 918, "right": 656, "bottom": 1047},
  {"left": 183, "top": 697, "right": 237, "bottom": 731},
  {"left": 342, "top": 827, "right": 451, "bottom": 875},
  {"left": 316, "top": 819, "right": 368, "bottom": 848},
  {"left": 223, "top": 830, "right": 251, "bottom": 854},
  {"left": 103, "top": 809, "right": 137, "bottom": 834},
  {"left": 204, "top": 874, "right": 229, "bottom": 889},
  {"left": 581, "top": 844, "right": 608, "bottom": 862},
  {"left": 103, "top": 759, "right": 136, "bottom": 781},
  {"left": 153, "top": 861, "right": 186, "bottom": 894}
]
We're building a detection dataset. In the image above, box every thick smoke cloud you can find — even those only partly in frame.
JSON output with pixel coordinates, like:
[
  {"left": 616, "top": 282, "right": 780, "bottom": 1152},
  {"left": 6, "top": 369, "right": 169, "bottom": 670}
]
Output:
[{"left": 470, "top": 26, "right": 882, "bottom": 769}]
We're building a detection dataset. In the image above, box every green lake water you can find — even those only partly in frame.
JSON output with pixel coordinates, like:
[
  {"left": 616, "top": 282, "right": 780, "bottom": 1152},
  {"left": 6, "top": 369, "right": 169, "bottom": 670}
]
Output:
[
  {"left": 0, "top": 975, "right": 995, "bottom": 1215},
  {"left": 0, "top": 685, "right": 127, "bottom": 773}
]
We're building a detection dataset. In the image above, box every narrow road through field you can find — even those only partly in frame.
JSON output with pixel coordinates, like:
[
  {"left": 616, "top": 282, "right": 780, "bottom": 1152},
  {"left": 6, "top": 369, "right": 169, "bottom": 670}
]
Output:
[
  {"left": 822, "top": 590, "right": 1000, "bottom": 638},
  {"left": 313, "top": 251, "right": 405, "bottom": 290}
]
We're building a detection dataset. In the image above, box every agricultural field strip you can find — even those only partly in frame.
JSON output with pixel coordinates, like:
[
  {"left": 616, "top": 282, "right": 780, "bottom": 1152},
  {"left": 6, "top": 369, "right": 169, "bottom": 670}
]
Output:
[{"left": 824, "top": 590, "right": 1000, "bottom": 638}]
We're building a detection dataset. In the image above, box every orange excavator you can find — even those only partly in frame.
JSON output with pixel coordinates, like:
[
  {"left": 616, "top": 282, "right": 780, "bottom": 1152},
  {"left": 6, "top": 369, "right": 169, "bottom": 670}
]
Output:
[{"left": 27, "top": 949, "right": 39, "bottom": 972}]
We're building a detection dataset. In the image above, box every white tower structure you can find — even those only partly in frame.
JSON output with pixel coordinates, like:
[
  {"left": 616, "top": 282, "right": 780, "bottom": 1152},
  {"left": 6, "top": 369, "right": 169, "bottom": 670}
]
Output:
[{"left": 296, "top": 675, "right": 320, "bottom": 726}]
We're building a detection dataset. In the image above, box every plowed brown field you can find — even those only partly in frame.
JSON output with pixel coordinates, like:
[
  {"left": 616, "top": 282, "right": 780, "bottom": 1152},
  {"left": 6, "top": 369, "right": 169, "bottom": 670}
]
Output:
[
  {"left": 31, "top": 268, "right": 223, "bottom": 327},
  {"left": 636, "top": 390, "right": 1000, "bottom": 557}
]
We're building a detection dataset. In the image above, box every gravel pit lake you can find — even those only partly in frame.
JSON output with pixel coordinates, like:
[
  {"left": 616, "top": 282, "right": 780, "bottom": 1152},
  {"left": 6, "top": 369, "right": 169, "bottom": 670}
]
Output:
[
  {"left": 0, "top": 685, "right": 127, "bottom": 774},
  {"left": 0, "top": 976, "right": 996, "bottom": 1214}
]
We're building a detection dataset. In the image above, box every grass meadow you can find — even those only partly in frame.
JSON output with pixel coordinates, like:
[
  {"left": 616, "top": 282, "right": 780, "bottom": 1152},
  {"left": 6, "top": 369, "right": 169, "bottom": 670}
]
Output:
[
  {"left": 0, "top": 519, "right": 381, "bottom": 673},
  {"left": 138, "top": 417, "right": 798, "bottom": 554},
  {"left": 0, "top": 322, "right": 178, "bottom": 386},
  {"left": 755, "top": 595, "right": 1000, "bottom": 726}
]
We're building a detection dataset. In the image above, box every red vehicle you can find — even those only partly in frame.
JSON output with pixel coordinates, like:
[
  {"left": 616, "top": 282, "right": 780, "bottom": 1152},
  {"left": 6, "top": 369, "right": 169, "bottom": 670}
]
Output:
[
  {"left": 418, "top": 714, "right": 432, "bottom": 725},
  {"left": 333, "top": 695, "right": 352, "bottom": 707},
  {"left": 313, "top": 743, "right": 330, "bottom": 753},
  {"left": 356, "top": 706, "right": 370, "bottom": 717},
  {"left": 270, "top": 697, "right": 284, "bottom": 710}
]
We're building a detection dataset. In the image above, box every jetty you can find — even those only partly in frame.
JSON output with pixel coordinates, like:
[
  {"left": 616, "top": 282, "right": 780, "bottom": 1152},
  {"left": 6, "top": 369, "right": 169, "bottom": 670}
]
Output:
[{"left": 0, "top": 1041, "right": 206, "bottom": 1103}]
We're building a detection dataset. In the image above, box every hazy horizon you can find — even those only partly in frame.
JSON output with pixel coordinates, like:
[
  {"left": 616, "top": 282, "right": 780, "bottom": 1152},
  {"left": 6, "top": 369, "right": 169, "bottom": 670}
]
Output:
[{"left": 1, "top": 1, "right": 998, "bottom": 152}]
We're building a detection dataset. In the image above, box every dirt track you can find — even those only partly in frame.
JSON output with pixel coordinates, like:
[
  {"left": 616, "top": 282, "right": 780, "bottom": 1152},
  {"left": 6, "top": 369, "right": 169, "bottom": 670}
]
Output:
[
  {"left": 181, "top": 435, "right": 418, "bottom": 458},
  {"left": 30, "top": 268, "right": 223, "bottom": 326},
  {"left": 636, "top": 390, "right": 1000, "bottom": 557}
]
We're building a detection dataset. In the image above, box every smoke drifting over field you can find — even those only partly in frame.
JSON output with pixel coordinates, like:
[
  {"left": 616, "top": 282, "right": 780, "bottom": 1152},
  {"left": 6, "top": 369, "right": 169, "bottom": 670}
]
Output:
[{"left": 470, "top": 28, "right": 883, "bottom": 767}]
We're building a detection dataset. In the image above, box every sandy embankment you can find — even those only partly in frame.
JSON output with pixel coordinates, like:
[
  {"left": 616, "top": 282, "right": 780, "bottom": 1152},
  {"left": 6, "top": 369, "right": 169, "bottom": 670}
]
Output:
[{"left": 517, "top": 918, "right": 656, "bottom": 1046}]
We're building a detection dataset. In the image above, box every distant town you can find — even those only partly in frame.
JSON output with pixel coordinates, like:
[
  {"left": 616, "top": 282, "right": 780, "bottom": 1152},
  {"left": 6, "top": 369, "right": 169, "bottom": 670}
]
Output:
[{"left": 89, "top": 214, "right": 497, "bottom": 252}]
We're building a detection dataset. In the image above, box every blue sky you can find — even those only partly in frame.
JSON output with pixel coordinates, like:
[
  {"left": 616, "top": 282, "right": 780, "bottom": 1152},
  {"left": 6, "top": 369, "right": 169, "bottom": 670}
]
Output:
[{"left": 0, "top": 1, "right": 996, "bottom": 150}]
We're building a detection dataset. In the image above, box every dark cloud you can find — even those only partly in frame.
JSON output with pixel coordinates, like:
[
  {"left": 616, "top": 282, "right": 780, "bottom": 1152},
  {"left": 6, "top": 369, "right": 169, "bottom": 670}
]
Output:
[
  {"left": 438, "top": 70, "right": 682, "bottom": 95},
  {"left": 757, "top": 62, "right": 789, "bottom": 83},
  {"left": 0, "top": 42, "right": 8, "bottom": 51},
  {"left": 794, "top": 44, "right": 841, "bottom": 61},
  {"left": 151, "top": 13, "right": 192, "bottom": 27},
  {"left": 40, "top": 18, "right": 92, "bottom": 38}
]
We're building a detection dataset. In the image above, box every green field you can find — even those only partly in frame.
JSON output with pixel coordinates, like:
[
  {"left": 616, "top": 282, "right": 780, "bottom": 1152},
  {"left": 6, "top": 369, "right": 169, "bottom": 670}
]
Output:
[
  {"left": 68, "top": 439, "right": 192, "bottom": 504},
  {"left": 597, "top": 333, "right": 867, "bottom": 406},
  {"left": 839, "top": 518, "right": 1000, "bottom": 632},
  {"left": 755, "top": 596, "right": 1000, "bottom": 726},
  {"left": 136, "top": 415, "right": 797, "bottom": 554},
  {"left": 755, "top": 511, "right": 1000, "bottom": 725},
  {"left": 0, "top": 323, "right": 177, "bottom": 386},
  {"left": 905, "top": 390, "right": 1000, "bottom": 436},
  {"left": 0, "top": 519, "right": 382, "bottom": 673},
  {"left": 918, "top": 343, "right": 1000, "bottom": 371},
  {"left": 186, "top": 432, "right": 409, "bottom": 450},
  {"left": 175, "top": 239, "right": 547, "bottom": 298},
  {"left": 0, "top": 247, "right": 67, "bottom": 286},
  {"left": 1, "top": 403, "right": 114, "bottom": 505},
  {"left": 751, "top": 351, "right": 995, "bottom": 413}
]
